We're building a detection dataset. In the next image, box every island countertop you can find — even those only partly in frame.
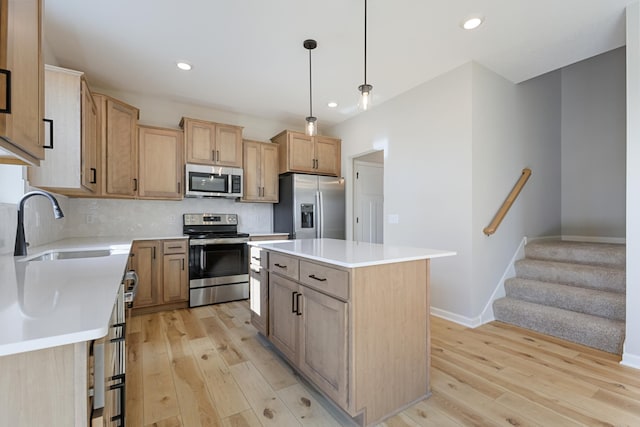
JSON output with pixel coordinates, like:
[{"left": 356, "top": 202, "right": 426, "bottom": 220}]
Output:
[{"left": 249, "top": 238, "right": 455, "bottom": 268}]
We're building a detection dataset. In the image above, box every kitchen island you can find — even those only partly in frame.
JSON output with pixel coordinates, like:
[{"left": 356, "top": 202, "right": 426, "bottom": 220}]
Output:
[{"left": 249, "top": 238, "right": 455, "bottom": 427}]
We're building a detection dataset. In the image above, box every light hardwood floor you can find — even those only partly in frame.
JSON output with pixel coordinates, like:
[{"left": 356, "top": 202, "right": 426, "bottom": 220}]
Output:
[{"left": 126, "top": 302, "right": 640, "bottom": 427}]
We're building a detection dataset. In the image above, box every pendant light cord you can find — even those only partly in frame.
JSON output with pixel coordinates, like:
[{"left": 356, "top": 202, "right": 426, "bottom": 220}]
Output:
[
  {"left": 364, "top": 0, "right": 367, "bottom": 85},
  {"left": 309, "top": 48, "right": 313, "bottom": 117}
]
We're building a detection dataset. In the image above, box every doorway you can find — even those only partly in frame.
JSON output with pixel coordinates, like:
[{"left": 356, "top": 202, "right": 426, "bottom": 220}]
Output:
[{"left": 353, "top": 151, "right": 384, "bottom": 243}]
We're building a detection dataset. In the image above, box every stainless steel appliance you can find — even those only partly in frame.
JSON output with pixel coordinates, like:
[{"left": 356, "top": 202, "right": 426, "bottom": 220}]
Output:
[
  {"left": 185, "top": 164, "right": 243, "bottom": 198},
  {"left": 273, "top": 173, "right": 345, "bottom": 239},
  {"left": 184, "top": 213, "right": 249, "bottom": 307}
]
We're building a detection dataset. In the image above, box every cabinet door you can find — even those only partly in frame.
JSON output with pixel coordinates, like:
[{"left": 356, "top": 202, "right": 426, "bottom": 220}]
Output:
[
  {"left": 138, "top": 126, "right": 183, "bottom": 200},
  {"left": 104, "top": 98, "right": 138, "bottom": 197},
  {"left": 269, "top": 274, "right": 299, "bottom": 362},
  {"left": 185, "top": 118, "right": 215, "bottom": 165},
  {"left": 215, "top": 124, "right": 242, "bottom": 167},
  {"left": 0, "top": 0, "right": 44, "bottom": 164},
  {"left": 242, "top": 140, "right": 261, "bottom": 201},
  {"left": 288, "top": 132, "right": 314, "bottom": 172},
  {"left": 81, "top": 78, "right": 98, "bottom": 192},
  {"left": 163, "top": 253, "right": 188, "bottom": 303},
  {"left": 298, "top": 285, "right": 348, "bottom": 406},
  {"left": 314, "top": 136, "right": 341, "bottom": 176},
  {"left": 261, "top": 142, "right": 279, "bottom": 202},
  {"left": 130, "top": 240, "right": 161, "bottom": 307},
  {"left": 250, "top": 265, "right": 268, "bottom": 335}
]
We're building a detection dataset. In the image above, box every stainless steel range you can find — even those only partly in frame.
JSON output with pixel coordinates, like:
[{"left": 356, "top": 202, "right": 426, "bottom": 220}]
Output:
[{"left": 183, "top": 213, "right": 249, "bottom": 307}]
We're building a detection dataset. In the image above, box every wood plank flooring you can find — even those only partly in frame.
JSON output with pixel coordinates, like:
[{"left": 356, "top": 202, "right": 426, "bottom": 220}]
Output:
[{"left": 126, "top": 302, "right": 640, "bottom": 427}]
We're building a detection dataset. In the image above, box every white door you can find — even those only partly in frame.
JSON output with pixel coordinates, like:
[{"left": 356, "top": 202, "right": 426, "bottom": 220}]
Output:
[{"left": 354, "top": 160, "right": 383, "bottom": 243}]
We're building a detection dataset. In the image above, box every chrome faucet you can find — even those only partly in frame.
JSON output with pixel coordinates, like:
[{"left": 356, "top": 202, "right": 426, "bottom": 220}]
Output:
[{"left": 14, "top": 190, "right": 65, "bottom": 256}]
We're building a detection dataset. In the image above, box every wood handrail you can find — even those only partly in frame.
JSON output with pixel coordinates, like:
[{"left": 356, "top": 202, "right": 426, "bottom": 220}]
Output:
[{"left": 483, "top": 168, "right": 532, "bottom": 236}]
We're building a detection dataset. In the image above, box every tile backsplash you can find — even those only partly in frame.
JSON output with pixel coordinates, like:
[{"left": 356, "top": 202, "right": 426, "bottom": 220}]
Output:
[{"left": 1, "top": 195, "right": 274, "bottom": 255}]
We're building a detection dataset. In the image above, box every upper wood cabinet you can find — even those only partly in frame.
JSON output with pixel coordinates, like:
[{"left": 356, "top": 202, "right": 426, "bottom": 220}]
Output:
[
  {"left": 271, "top": 130, "right": 341, "bottom": 176},
  {"left": 242, "top": 139, "right": 279, "bottom": 203},
  {"left": 28, "top": 65, "right": 99, "bottom": 195},
  {"left": 180, "top": 116, "right": 242, "bottom": 167},
  {"left": 137, "top": 125, "right": 183, "bottom": 200},
  {"left": 0, "top": 0, "right": 44, "bottom": 165},
  {"left": 94, "top": 93, "right": 139, "bottom": 198}
]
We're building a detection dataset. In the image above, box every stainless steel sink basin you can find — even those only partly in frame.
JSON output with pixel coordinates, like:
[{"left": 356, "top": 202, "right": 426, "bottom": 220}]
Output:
[{"left": 25, "top": 249, "right": 114, "bottom": 261}]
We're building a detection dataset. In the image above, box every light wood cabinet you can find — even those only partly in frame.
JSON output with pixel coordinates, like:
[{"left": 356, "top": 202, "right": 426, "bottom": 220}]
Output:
[
  {"left": 130, "top": 238, "right": 189, "bottom": 314},
  {"left": 130, "top": 240, "right": 161, "bottom": 308},
  {"left": 265, "top": 250, "right": 430, "bottom": 426},
  {"left": 94, "top": 93, "right": 139, "bottom": 198},
  {"left": 137, "top": 125, "right": 184, "bottom": 200},
  {"left": 180, "top": 116, "right": 243, "bottom": 167},
  {"left": 271, "top": 130, "right": 341, "bottom": 176},
  {"left": 0, "top": 0, "right": 44, "bottom": 166},
  {"left": 242, "top": 139, "right": 279, "bottom": 202},
  {"left": 28, "top": 65, "right": 99, "bottom": 195}
]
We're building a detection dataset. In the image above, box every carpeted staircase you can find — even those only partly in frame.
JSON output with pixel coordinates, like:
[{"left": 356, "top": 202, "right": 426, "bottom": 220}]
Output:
[{"left": 493, "top": 239, "right": 626, "bottom": 354}]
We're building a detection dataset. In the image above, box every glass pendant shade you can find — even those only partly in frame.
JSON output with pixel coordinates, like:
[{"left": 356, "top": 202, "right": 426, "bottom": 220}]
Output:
[
  {"left": 358, "top": 84, "right": 373, "bottom": 111},
  {"left": 305, "top": 116, "right": 317, "bottom": 136}
]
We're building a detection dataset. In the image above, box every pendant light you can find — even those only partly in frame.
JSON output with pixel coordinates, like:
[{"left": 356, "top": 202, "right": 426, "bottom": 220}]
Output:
[
  {"left": 304, "top": 39, "right": 318, "bottom": 136},
  {"left": 358, "top": 0, "right": 373, "bottom": 111}
]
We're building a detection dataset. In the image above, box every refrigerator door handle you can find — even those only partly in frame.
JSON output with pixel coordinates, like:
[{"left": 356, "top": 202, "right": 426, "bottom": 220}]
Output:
[{"left": 318, "top": 190, "right": 324, "bottom": 238}]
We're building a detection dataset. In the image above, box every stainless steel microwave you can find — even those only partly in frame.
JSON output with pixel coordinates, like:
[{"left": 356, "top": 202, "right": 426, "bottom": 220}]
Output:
[{"left": 185, "top": 164, "right": 243, "bottom": 198}]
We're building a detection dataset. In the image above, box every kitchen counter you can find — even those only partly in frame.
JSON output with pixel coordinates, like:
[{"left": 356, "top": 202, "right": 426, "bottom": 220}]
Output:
[
  {"left": 249, "top": 238, "right": 455, "bottom": 268},
  {"left": 0, "top": 237, "right": 180, "bottom": 356}
]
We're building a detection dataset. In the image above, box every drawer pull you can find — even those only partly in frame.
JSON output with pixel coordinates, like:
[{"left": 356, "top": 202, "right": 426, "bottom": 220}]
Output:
[
  {"left": 274, "top": 263, "right": 287, "bottom": 269},
  {"left": 168, "top": 245, "right": 182, "bottom": 249},
  {"left": 308, "top": 274, "right": 327, "bottom": 282}
]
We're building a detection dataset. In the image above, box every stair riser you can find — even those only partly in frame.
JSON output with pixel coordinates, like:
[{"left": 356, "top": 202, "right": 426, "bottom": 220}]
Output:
[
  {"left": 504, "top": 279, "right": 626, "bottom": 321},
  {"left": 515, "top": 261, "right": 625, "bottom": 293}
]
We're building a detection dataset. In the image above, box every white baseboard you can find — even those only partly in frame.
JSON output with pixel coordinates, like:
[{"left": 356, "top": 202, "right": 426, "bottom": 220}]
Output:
[
  {"left": 479, "top": 236, "right": 528, "bottom": 324},
  {"left": 621, "top": 350, "right": 640, "bottom": 370},
  {"left": 431, "top": 307, "right": 482, "bottom": 328}
]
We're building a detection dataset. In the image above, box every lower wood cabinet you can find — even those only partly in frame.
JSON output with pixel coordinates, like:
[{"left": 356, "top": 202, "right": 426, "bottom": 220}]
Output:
[
  {"left": 264, "top": 249, "right": 430, "bottom": 427},
  {"left": 249, "top": 245, "right": 269, "bottom": 336},
  {"left": 130, "top": 238, "right": 188, "bottom": 314}
]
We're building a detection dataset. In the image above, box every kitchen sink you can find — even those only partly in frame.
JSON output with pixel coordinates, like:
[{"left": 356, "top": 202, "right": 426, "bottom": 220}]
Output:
[{"left": 24, "top": 249, "right": 115, "bottom": 262}]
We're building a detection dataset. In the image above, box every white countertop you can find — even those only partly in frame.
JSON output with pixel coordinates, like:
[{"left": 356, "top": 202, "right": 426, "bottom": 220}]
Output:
[
  {"left": 249, "top": 238, "right": 455, "bottom": 268},
  {"left": 0, "top": 237, "right": 139, "bottom": 356}
]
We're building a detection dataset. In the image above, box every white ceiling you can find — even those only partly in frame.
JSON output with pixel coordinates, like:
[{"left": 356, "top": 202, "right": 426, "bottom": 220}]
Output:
[{"left": 44, "top": 0, "right": 634, "bottom": 129}]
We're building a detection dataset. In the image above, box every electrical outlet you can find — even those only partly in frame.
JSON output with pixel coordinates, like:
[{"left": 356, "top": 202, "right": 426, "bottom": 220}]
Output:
[
  {"left": 86, "top": 214, "right": 96, "bottom": 224},
  {"left": 388, "top": 214, "right": 399, "bottom": 224},
  {"left": 168, "top": 215, "right": 176, "bottom": 224}
]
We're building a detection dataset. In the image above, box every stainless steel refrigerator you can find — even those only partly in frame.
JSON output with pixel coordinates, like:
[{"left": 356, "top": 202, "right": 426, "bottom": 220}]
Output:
[{"left": 273, "top": 174, "right": 345, "bottom": 239}]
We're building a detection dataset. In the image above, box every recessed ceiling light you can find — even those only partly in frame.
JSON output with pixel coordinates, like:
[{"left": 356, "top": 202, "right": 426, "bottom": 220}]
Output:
[
  {"left": 461, "top": 15, "right": 484, "bottom": 30},
  {"left": 176, "top": 61, "right": 192, "bottom": 71},
  {"left": 328, "top": 101, "right": 338, "bottom": 108}
]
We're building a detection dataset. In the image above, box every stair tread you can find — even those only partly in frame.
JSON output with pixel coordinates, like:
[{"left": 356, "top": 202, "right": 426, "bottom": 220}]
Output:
[
  {"left": 525, "top": 239, "right": 625, "bottom": 268},
  {"left": 493, "top": 298, "right": 625, "bottom": 354}
]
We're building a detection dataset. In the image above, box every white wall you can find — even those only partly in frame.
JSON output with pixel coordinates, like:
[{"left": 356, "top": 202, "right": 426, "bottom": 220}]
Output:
[
  {"left": 561, "top": 47, "right": 627, "bottom": 238},
  {"left": 91, "top": 87, "right": 300, "bottom": 142},
  {"left": 332, "top": 64, "right": 473, "bottom": 319},
  {"left": 623, "top": 2, "right": 640, "bottom": 368},
  {"left": 471, "top": 64, "right": 562, "bottom": 317},
  {"left": 331, "top": 62, "right": 562, "bottom": 322}
]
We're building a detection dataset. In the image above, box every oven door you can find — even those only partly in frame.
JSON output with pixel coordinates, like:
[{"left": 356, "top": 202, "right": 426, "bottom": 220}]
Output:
[{"left": 189, "top": 240, "right": 249, "bottom": 306}]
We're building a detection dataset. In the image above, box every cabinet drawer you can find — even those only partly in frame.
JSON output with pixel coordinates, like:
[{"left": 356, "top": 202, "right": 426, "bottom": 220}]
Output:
[
  {"left": 300, "top": 261, "right": 349, "bottom": 300},
  {"left": 250, "top": 246, "right": 268, "bottom": 269},
  {"left": 163, "top": 239, "right": 188, "bottom": 254},
  {"left": 269, "top": 252, "right": 299, "bottom": 280}
]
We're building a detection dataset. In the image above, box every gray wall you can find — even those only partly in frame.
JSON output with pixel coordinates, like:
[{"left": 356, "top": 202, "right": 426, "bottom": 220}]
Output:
[{"left": 561, "top": 47, "right": 626, "bottom": 237}]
